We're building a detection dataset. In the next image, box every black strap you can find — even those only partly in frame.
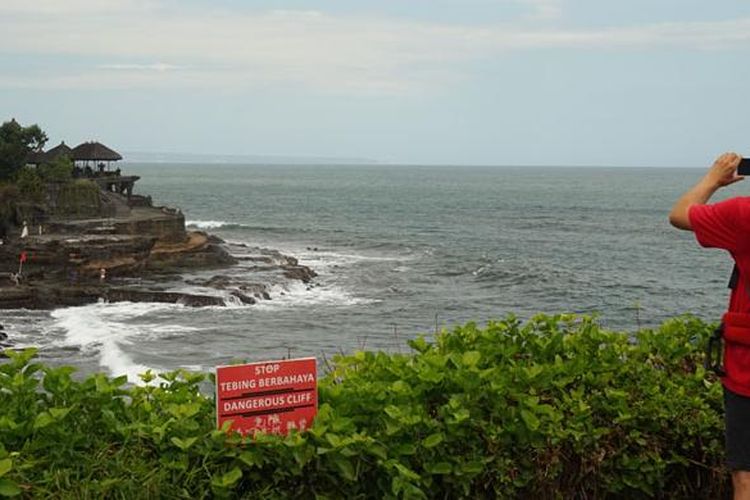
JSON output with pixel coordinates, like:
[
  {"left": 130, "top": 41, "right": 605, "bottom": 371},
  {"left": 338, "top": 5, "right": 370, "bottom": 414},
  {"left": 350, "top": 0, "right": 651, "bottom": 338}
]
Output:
[
  {"left": 705, "top": 324, "right": 726, "bottom": 377},
  {"left": 708, "top": 263, "right": 739, "bottom": 377},
  {"left": 729, "top": 264, "right": 740, "bottom": 290}
]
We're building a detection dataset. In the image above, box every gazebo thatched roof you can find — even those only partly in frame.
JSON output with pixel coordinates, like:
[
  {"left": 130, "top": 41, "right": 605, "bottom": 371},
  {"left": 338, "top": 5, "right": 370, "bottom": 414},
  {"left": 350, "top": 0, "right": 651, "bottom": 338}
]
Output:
[
  {"left": 70, "top": 141, "right": 122, "bottom": 162},
  {"left": 43, "top": 141, "right": 73, "bottom": 161},
  {"left": 25, "top": 150, "right": 46, "bottom": 165},
  {"left": 26, "top": 141, "right": 73, "bottom": 165}
]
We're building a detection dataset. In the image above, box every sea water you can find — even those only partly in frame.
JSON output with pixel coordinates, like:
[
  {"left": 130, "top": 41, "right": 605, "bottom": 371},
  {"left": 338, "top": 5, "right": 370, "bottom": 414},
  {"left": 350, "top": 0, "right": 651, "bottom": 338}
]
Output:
[{"left": 0, "top": 165, "right": 737, "bottom": 381}]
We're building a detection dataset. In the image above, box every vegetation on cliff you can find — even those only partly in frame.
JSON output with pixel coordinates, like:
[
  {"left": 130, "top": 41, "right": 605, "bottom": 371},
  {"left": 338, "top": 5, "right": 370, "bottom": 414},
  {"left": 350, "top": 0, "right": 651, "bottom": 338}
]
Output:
[
  {"left": 0, "top": 119, "right": 91, "bottom": 236},
  {"left": 0, "top": 120, "right": 46, "bottom": 182},
  {"left": 0, "top": 314, "right": 727, "bottom": 498}
]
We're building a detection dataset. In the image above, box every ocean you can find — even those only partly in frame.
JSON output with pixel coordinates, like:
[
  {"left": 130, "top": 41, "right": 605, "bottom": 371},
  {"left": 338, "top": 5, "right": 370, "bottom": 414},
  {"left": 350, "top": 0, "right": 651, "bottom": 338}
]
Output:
[{"left": 0, "top": 164, "right": 739, "bottom": 381}]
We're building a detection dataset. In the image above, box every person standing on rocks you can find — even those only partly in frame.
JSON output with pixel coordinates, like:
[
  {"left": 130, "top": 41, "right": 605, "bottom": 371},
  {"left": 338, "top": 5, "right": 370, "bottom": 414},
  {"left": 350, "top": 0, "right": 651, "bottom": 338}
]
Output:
[{"left": 669, "top": 152, "right": 750, "bottom": 499}]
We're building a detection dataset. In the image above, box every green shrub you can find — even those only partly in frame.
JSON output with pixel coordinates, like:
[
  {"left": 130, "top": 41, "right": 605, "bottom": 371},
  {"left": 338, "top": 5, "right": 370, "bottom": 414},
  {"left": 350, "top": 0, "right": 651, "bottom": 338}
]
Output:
[
  {"left": 54, "top": 179, "right": 101, "bottom": 216},
  {"left": 14, "top": 167, "right": 44, "bottom": 204},
  {"left": 38, "top": 156, "right": 74, "bottom": 183},
  {"left": 0, "top": 315, "right": 729, "bottom": 498},
  {"left": 0, "top": 183, "right": 19, "bottom": 234}
]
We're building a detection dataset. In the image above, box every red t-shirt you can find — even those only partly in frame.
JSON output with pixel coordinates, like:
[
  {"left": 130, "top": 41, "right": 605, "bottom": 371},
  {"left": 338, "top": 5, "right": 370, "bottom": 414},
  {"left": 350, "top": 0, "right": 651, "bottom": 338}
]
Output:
[{"left": 689, "top": 197, "right": 750, "bottom": 396}]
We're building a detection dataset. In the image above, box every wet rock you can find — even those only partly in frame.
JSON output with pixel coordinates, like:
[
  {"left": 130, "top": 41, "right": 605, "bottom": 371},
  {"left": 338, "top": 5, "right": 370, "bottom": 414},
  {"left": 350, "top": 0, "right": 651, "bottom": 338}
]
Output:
[
  {"left": 229, "top": 290, "right": 256, "bottom": 305},
  {"left": 0, "top": 284, "right": 232, "bottom": 309},
  {"left": 239, "top": 283, "right": 271, "bottom": 300},
  {"left": 203, "top": 275, "right": 233, "bottom": 289},
  {"left": 282, "top": 265, "right": 318, "bottom": 284}
]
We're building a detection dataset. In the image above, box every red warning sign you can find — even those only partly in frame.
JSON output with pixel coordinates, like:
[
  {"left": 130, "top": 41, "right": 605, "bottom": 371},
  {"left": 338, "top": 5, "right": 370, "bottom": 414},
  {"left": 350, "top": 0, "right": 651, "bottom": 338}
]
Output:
[{"left": 216, "top": 357, "right": 317, "bottom": 436}]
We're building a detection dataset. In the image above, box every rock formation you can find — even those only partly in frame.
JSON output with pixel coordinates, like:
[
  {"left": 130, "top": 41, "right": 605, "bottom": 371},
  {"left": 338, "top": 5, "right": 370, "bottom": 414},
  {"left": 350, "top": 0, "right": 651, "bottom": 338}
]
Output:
[{"left": 0, "top": 170, "right": 315, "bottom": 309}]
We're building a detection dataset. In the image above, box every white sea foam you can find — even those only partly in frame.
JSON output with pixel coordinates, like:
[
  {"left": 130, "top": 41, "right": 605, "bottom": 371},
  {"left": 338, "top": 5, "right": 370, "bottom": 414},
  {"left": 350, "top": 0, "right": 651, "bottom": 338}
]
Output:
[
  {"left": 254, "top": 281, "right": 377, "bottom": 311},
  {"left": 49, "top": 302, "right": 183, "bottom": 383},
  {"left": 288, "top": 249, "right": 404, "bottom": 274},
  {"left": 186, "top": 220, "right": 235, "bottom": 229}
]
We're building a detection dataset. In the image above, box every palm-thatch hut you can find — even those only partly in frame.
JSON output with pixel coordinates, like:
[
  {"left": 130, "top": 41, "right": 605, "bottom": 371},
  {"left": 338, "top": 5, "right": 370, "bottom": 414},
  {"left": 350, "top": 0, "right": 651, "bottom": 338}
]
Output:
[
  {"left": 44, "top": 141, "right": 73, "bottom": 161},
  {"left": 70, "top": 141, "right": 122, "bottom": 172},
  {"left": 25, "top": 141, "right": 73, "bottom": 166}
]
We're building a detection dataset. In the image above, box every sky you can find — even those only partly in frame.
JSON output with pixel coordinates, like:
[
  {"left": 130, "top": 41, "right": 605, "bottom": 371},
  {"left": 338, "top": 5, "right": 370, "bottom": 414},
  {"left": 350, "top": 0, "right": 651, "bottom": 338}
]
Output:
[{"left": 1, "top": 0, "right": 750, "bottom": 166}]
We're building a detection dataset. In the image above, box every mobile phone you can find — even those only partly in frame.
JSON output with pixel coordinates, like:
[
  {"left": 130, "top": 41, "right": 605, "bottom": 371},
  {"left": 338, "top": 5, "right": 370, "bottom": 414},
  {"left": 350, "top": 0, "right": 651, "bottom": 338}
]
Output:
[{"left": 739, "top": 158, "right": 750, "bottom": 176}]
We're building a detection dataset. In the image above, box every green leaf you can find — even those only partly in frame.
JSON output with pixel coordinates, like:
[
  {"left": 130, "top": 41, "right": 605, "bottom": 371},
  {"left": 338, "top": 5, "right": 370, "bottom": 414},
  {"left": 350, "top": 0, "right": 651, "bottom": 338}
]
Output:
[
  {"left": 422, "top": 433, "right": 444, "bottom": 449},
  {"left": 219, "top": 467, "right": 242, "bottom": 488},
  {"left": 384, "top": 405, "right": 400, "bottom": 419},
  {"left": 369, "top": 443, "right": 388, "bottom": 460},
  {"left": 426, "top": 462, "right": 452, "bottom": 474},
  {"left": 390, "top": 380, "right": 410, "bottom": 393},
  {"left": 524, "top": 364, "right": 543, "bottom": 380},
  {"left": 238, "top": 451, "right": 260, "bottom": 467},
  {"left": 408, "top": 336, "right": 430, "bottom": 353},
  {"left": 0, "top": 460, "right": 10, "bottom": 478},
  {"left": 393, "top": 463, "right": 420, "bottom": 481},
  {"left": 462, "top": 351, "right": 481, "bottom": 367},
  {"left": 139, "top": 370, "right": 156, "bottom": 383},
  {"left": 170, "top": 437, "right": 197, "bottom": 451},
  {"left": 461, "top": 461, "right": 484, "bottom": 474},
  {"left": 0, "top": 479, "right": 20, "bottom": 497},
  {"left": 520, "top": 409, "right": 540, "bottom": 431},
  {"left": 33, "top": 413, "right": 54, "bottom": 430},
  {"left": 332, "top": 455, "right": 356, "bottom": 481},
  {"left": 394, "top": 444, "right": 417, "bottom": 456},
  {"left": 49, "top": 407, "right": 70, "bottom": 420},
  {"left": 0, "top": 419, "right": 16, "bottom": 432},
  {"left": 450, "top": 408, "right": 470, "bottom": 423}
]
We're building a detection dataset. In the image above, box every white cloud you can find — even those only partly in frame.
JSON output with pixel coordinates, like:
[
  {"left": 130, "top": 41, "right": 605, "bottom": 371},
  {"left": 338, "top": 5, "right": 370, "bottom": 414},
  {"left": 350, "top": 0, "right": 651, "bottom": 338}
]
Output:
[
  {"left": 0, "top": 3, "right": 749, "bottom": 94},
  {"left": 518, "top": 0, "right": 564, "bottom": 21},
  {"left": 0, "top": 0, "right": 154, "bottom": 15},
  {"left": 99, "top": 63, "right": 185, "bottom": 72}
]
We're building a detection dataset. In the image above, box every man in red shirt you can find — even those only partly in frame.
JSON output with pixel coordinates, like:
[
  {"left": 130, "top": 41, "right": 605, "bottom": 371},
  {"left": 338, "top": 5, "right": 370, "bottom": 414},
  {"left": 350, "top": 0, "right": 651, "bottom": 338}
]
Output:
[{"left": 670, "top": 152, "right": 750, "bottom": 498}]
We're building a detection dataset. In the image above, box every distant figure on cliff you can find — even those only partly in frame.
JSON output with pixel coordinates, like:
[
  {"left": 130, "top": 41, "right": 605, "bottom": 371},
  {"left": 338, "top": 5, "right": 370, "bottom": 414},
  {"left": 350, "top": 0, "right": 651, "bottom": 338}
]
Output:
[
  {"left": 99, "top": 268, "right": 107, "bottom": 282},
  {"left": 20, "top": 221, "right": 28, "bottom": 239},
  {"left": 669, "top": 152, "right": 750, "bottom": 499}
]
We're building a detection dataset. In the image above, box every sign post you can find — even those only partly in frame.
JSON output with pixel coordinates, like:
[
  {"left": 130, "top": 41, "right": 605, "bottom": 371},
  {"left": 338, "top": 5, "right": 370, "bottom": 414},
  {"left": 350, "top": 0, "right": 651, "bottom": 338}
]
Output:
[{"left": 216, "top": 357, "right": 317, "bottom": 436}]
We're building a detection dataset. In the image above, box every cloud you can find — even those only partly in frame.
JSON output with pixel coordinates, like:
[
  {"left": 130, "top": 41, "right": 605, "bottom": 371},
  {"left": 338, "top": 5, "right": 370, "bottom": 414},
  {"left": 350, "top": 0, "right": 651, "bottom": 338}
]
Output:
[
  {"left": 98, "top": 63, "right": 185, "bottom": 72},
  {"left": 518, "top": 0, "right": 564, "bottom": 21},
  {"left": 0, "top": 0, "right": 153, "bottom": 15},
  {"left": 0, "top": 3, "right": 749, "bottom": 94}
]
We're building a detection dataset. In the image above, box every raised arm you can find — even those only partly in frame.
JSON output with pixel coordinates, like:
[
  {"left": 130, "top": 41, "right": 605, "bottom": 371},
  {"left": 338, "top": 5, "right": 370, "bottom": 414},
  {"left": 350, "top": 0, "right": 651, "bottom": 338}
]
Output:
[{"left": 669, "top": 152, "right": 743, "bottom": 230}]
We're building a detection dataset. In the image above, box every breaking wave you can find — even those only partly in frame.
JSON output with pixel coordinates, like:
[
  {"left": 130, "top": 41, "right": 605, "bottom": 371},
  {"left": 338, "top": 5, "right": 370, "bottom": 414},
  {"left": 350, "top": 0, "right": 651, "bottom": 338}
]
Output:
[
  {"left": 186, "top": 220, "right": 247, "bottom": 230},
  {"left": 49, "top": 302, "right": 185, "bottom": 383},
  {"left": 254, "top": 281, "right": 377, "bottom": 311}
]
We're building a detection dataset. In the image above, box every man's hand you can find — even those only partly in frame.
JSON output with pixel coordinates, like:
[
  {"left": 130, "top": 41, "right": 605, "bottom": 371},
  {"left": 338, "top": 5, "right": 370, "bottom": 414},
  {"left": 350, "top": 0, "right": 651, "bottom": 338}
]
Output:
[
  {"left": 669, "top": 152, "right": 743, "bottom": 230},
  {"left": 704, "top": 152, "right": 743, "bottom": 188}
]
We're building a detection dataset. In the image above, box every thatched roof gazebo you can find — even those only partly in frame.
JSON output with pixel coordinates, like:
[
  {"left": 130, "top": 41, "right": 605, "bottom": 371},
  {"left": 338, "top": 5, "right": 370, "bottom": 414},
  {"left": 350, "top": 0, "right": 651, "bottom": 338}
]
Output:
[
  {"left": 45, "top": 141, "right": 73, "bottom": 159},
  {"left": 70, "top": 141, "right": 122, "bottom": 167},
  {"left": 25, "top": 141, "right": 73, "bottom": 166},
  {"left": 25, "top": 150, "right": 46, "bottom": 166}
]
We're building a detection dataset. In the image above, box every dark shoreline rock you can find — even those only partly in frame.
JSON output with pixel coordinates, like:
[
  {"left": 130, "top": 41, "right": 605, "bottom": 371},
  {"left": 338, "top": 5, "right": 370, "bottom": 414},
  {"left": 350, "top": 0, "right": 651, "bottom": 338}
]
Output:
[
  {"left": 0, "top": 285, "right": 230, "bottom": 309},
  {"left": 0, "top": 175, "right": 318, "bottom": 311}
]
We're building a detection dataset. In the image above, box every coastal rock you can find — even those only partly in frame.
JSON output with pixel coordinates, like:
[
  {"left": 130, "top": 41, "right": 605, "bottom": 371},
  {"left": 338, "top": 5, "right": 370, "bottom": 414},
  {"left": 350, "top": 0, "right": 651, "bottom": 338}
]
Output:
[
  {"left": 185, "top": 276, "right": 272, "bottom": 301},
  {"left": 0, "top": 151, "right": 317, "bottom": 311},
  {"left": 0, "top": 285, "right": 230, "bottom": 309},
  {"left": 146, "top": 232, "right": 237, "bottom": 272},
  {"left": 282, "top": 265, "right": 317, "bottom": 283},
  {"left": 229, "top": 290, "right": 256, "bottom": 305}
]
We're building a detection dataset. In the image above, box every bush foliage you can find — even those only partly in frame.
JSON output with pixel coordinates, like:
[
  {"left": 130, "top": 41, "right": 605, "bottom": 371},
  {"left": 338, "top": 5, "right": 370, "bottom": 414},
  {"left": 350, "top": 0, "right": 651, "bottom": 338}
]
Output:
[
  {"left": 0, "top": 315, "right": 728, "bottom": 498},
  {"left": 54, "top": 179, "right": 101, "bottom": 217}
]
